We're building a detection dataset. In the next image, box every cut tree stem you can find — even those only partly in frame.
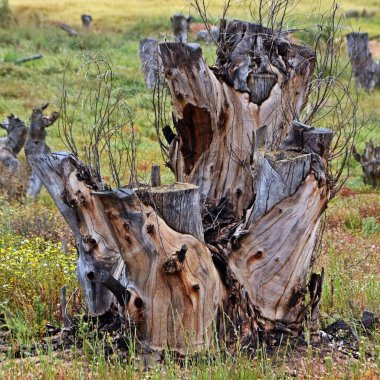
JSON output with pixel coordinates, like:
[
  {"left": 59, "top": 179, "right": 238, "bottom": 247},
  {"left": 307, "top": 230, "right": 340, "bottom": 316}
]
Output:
[{"left": 28, "top": 19, "right": 334, "bottom": 354}]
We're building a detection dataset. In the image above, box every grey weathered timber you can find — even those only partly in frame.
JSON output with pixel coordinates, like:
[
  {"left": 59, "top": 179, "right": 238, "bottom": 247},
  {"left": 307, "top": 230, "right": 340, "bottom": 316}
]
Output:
[
  {"left": 0, "top": 114, "right": 27, "bottom": 196},
  {"left": 346, "top": 32, "right": 380, "bottom": 91},
  {"left": 58, "top": 22, "right": 78, "bottom": 36},
  {"left": 353, "top": 140, "right": 380, "bottom": 187},
  {"left": 171, "top": 14, "right": 192, "bottom": 44},
  {"left": 137, "top": 183, "right": 204, "bottom": 242},
  {"left": 81, "top": 14, "right": 92, "bottom": 30},
  {"left": 196, "top": 26, "right": 219, "bottom": 43},
  {"left": 160, "top": 20, "right": 329, "bottom": 336},
  {"left": 15, "top": 54, "right": 43, "bottom": 65},
  {"left": 28, "top": 153, "right": 125, "bottom": 314},
  {"left": 151, "top": 164, "right": 161, "bottom": 187},
  {"left": 24, "top": 104, "right": 59, "bottom": 198},
  {"left": 139, "top": 38, "right": 161, "bottom": 88}
]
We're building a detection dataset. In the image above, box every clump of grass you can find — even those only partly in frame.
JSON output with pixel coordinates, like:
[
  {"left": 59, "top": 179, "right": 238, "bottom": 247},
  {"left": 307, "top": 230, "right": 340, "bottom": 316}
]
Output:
[
  {"left": 344, "top": 211, "right": 362, "bottom": 231},
  {"left": 0, "top": 195, "right": 71, "bottom": 240},
  {"left": 0, "top": 0, "right": 12, "bottom": 28},
  {"left": 361, "top": 217, "right": 380, "bottom": 237},
  {"left": 0, "top": 234, "right": 77, "bottom": 325}
]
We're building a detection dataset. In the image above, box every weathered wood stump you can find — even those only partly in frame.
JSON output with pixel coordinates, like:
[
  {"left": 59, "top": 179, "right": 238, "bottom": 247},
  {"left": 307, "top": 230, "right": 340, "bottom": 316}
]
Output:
[
  {"left": 150, "top": 164, "right": 161, "bottom": 187},
  {"left": 197, "top": 26, "right": 219, "bottom": 43},
  {"left": 139, "top": 38, "right": 161, "bottom": 89},
  {"left": 346, "top": 32, "right": 380, "bottom": 91},
  {"left": 58, "top": 22, "right": 78, "bottom": 37},
  {"left": 171, "top": 14, "right": 192, "bottom": 44},
  {"left": 353, "top": 140, "right": 380, "bottom": 187},
  {"left": 81, "top": 14, "right": 92, "bottom": 30},
  {"left": 24, "top": 103, "right": 59, "bottom": 198},
  {"left": 29, "top": 20, "right": 334, "bottom": 354},
  {"left": 0, "top": 114, "right": 27, "bottom": 197}
]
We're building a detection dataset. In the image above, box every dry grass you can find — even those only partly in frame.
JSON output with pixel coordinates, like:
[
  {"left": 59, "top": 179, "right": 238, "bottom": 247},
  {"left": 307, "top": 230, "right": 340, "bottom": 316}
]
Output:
[{"left": 8, "top": 0, "right": 380, "bottom": 34}]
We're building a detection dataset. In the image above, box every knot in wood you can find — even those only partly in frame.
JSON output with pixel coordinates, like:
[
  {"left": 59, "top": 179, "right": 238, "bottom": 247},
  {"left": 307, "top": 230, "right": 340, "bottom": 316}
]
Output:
[
  {"left": 146, "top": 224, "right": 155, "bottom": 235},
  {"left": 134, "top": 297, "right": 144, "bottom": 309},
  {"left": 74, "top": 190, "right": 86, "bottom": 206},
  {"left": 82, "top": 235, "right": 97, "bottom": 253},
  {"left": 229, "top": 292, "right": 238, "bottom": 305},
  {"left": 163, "top": 257, "right": 184, "bottom": 274},
  {"left": 177, "top": 244, "right": 188, "bottom": 263},
  {"left": 68, "top": 197, "right": 78, "bottom": 208},
  {"left": 287, "top": 286, "right": 307, "bottom": 308},
  {"left": 165, "top": 68, "right": 173, "bottom": 77}
]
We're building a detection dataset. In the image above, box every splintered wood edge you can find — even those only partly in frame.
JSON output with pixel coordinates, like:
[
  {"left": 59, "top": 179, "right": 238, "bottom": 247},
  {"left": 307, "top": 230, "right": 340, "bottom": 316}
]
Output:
[
  {"left": 136, "top": 182, "right": 199, "bottom": 194},
  {"left": 264, "top": 151, "right": 311, "bottom": 162}
]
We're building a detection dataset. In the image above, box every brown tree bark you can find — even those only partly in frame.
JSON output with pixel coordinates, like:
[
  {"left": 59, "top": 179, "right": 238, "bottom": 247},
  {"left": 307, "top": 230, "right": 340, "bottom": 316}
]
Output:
[
  {"left": 28, "top": 20, "right": 333, "bottom": 354},
  {"left": 346, "top": 32, "right": 380, "bottom": 91},
  {"left": 353, "top": 140, "right": 380, "bottom": 187}
]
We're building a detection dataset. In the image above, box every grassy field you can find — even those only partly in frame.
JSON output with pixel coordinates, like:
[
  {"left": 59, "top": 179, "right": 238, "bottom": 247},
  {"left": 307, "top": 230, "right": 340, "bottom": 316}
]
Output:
[{"left": 0, "top": 0, "right": 379, "bottom": 378}]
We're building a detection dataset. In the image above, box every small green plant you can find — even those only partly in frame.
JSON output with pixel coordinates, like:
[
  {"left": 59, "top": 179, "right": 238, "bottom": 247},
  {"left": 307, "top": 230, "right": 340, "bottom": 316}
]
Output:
[
  {"left": 361, "top": 217, "right": 380, "bottom": 237},
  {"left": 344, "top": 212, "right": 362, "bottom": 231}
]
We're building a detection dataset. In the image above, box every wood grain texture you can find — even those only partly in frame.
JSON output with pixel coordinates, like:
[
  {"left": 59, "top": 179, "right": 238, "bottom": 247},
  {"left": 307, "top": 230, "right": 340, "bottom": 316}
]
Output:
[
  {"left": 28, "top": 153, "right": 125, "bottom": 315},
  {"left": 229, "top": 175, "right": 329, "bottom": 332},
  {"left": 137, "top": 183, "right": 204, "bottom": 241},
  {"left": 27, "top": 18, "right": 336, "bottom": 352},
  {"left": 160, "top": 21, "right": 315, "bottom": 221},
  {"left": 96, "top": 189, "right": 222, "bottom": 352},
  {"left": 171, "top": 14, "right": 192, "bottom": 44}
]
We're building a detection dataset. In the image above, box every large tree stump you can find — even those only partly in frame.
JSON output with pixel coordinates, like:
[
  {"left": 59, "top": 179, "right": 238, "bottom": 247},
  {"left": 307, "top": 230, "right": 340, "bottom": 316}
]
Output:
[
  {"left": 139, "top": 38, "right": 161, "bottom": 89},
  {"left": 29, "top": 153, "right": 223, "bottom": 352},
  {"left": 346, "top": 32, "right": 380, "bottom": 91},
  {"left": 171, "top": 14, "right": 192, "bottom": 44},
  {"left": 0, "top": 114, "right": 27, "bottom": 197},
  {"left": 160, "top": 20, "right": 329, "bottom": 334},
  {"left": 29, "top": 20, "right": 334, "bottom": 354},
  {"left": 24, "top": 103, "right": 58, "bottom": 198},
  {"left": 353, "top": 140, "right": 380, "bottom": 187},
  {"left": 81, "top": 14, "right": 92, "bottom": 30}
]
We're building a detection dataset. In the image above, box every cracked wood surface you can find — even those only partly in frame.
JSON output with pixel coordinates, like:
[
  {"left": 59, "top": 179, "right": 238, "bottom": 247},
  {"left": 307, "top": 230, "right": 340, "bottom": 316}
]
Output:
[{"left": 160, "top": 21, "right": 315, "bottom": 221}]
